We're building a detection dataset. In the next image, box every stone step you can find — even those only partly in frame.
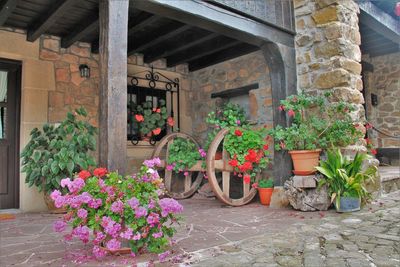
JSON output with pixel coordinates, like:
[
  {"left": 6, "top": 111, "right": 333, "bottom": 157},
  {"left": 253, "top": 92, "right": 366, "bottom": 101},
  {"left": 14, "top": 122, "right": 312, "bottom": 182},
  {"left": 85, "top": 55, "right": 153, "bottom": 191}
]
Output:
[{"left": 379, "top": 166, "right": 400, "bottom": 194}]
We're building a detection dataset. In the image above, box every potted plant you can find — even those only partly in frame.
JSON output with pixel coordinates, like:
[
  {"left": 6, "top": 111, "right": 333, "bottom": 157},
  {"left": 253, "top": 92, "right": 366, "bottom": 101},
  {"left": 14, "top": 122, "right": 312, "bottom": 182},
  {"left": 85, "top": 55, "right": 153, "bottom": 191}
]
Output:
[
  {"left": 316, "top": 149, "right": 377, "bottom": 212},
  {"left": 21, "top": 107, "right": 97, "bottom": 212},
  {"left": 254, "top": 178, "right": 274, "bottom": 205},
  {"left": 132, "top": 99, "right": 170, "bottom": 141},
  {"left": 268, "top": 92, "right": 363, "bottom": 175},
  {"left": 50, "top": 158, "right": 183, "bottom": 259}
]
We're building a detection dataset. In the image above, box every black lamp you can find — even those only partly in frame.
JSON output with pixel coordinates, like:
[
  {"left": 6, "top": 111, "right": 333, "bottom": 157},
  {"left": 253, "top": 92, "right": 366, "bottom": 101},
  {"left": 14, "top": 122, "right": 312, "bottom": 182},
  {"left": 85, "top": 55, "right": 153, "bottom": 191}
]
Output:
[{"left": 79, "top": 64, "right": 90, "bottom": 78}]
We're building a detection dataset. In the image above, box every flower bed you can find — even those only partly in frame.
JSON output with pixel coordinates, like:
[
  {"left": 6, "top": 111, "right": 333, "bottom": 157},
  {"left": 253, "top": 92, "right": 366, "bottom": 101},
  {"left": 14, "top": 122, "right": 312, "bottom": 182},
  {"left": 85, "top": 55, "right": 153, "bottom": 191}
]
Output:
[{"left": 51, "top": 158, "right": 183, "bottom": 260}]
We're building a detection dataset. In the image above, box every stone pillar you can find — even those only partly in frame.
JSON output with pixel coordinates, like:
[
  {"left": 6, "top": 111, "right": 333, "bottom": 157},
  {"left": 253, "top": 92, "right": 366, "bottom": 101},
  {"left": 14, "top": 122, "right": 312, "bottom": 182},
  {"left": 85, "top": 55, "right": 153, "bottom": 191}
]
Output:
[{"left": 294, "top": 0, "right": 366, "bottom": 150}]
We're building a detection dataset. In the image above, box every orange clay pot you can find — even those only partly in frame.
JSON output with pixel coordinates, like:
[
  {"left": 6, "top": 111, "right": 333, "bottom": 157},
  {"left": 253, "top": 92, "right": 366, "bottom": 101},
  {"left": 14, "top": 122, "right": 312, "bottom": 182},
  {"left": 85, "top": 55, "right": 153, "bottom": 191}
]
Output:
[
  {"left": 288, "top": 149, "right": 321, "bottom": 175},
  {"left": 258, "top": 188, "right": 274, "bottom": 206}
]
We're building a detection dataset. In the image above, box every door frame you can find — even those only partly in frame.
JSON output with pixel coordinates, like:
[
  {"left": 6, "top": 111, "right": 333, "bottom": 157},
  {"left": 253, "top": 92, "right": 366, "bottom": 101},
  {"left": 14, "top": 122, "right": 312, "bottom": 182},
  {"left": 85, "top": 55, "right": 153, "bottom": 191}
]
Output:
[{"left": 0, "top": 58, "right": 22, "bottom": 209}]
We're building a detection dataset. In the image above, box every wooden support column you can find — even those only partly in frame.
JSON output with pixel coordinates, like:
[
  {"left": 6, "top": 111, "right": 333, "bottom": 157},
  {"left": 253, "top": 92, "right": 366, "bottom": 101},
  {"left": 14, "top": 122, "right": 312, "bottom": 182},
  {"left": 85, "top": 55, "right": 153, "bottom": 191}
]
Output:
[{"left": 99, "top": 0, "right": 129, "bottom": 174}]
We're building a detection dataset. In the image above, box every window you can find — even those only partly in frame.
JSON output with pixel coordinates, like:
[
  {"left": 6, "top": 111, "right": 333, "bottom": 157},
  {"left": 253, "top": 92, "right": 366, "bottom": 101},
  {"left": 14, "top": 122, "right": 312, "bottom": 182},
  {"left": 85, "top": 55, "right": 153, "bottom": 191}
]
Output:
[{"left": 127, "top": 86, "right": 167, "bottom": 143}]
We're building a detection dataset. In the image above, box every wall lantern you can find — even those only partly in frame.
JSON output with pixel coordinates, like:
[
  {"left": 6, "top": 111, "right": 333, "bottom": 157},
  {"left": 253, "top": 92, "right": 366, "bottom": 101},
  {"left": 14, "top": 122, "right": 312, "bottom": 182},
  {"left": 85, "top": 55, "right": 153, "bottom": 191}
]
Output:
[{"left": 79, "top": 64, "right": 90, "bottom": 78}]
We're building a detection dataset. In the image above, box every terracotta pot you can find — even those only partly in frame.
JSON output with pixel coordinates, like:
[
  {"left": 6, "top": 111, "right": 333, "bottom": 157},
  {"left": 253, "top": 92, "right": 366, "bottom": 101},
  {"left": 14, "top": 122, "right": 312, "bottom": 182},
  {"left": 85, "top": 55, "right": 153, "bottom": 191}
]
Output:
[
  {"left": 288, "top": 149, "right": 321, "bottom": 175},
  {"left": 43, "top": 192, "right": 67, "bottom": 214},
  {"left": 215, "top": 151, "right": 223, "bottom": 160},
  {"left": 258, "top": 187, "right": 274, "bottom": 206}
]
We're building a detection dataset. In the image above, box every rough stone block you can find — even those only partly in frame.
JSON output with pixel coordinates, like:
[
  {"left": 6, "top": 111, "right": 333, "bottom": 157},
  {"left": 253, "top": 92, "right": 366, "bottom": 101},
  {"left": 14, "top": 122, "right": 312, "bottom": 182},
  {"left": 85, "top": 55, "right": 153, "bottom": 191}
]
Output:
[
  {"left": 312, "top": 6, "right": 338, "bottom": 25},
  {"left": 314, "top": 69, "right": 351, "bottom": 89},
  {"left": 293, "top": 175, "right": 317, "bottom": 188},
  {"left": 269, "top": 186, "right": 290, "bottom": 208}
]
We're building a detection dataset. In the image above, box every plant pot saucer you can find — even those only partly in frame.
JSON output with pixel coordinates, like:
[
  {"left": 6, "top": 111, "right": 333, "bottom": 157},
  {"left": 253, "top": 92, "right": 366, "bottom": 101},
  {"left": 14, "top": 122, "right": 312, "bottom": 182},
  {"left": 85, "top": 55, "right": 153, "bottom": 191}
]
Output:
[{"left": 292, "top": 170, "right": 316, "bottom": 176}]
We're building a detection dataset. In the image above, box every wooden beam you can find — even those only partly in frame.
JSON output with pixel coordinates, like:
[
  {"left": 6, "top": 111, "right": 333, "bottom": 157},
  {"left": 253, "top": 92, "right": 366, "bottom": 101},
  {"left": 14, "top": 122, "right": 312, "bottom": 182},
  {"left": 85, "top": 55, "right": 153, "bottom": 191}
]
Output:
[
  {"left": 61, "top": 16, "right": 99, "bottom": 48},
  {"left": 134, "top": 0, "right": 294, "bottom": 47},
  {"left": 91, "top": 39, "right": 99, "bottom": 54},
  {"left": 144, "top": 32, "right": 218, "bottom": 63},
  {"left": 167, "top": 36, "right": 240, "bottom": 67},
  {"left": 128, "top": 24, "right": 192, "bottom": 55},
  {"left": 0, "top": 0, "right": 17, "bottom": 26},
  {"left": 359, "top": 1, "right": 400, "bottom": 44},
  {"left": 188, "top": 43, "right": 258, "bottom": 71},
  {"left": 99, "top": 0, "right": 129, "bottom": 174},
  {"left": 27, "top": 0, "right": 77, "bottom": 42},
  {"left": 128, "top": 14, "right": 160, "bottom": 37}
]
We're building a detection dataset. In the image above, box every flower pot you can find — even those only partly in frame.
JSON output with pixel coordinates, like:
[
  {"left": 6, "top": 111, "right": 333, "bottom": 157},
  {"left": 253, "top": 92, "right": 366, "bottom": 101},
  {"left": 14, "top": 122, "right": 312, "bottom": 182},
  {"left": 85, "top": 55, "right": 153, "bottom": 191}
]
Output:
[
  {"left": 288, "top": 149, "right": 321, "bottom": 175},
  {"left": 258, "top": 188, "right": 274, "bottom": 206},
  {"left": 335, "top": 196, "right": 360, "bottom": 213},
  {"left": 43, "top": 192, "right": 66, "bottom": 214}
]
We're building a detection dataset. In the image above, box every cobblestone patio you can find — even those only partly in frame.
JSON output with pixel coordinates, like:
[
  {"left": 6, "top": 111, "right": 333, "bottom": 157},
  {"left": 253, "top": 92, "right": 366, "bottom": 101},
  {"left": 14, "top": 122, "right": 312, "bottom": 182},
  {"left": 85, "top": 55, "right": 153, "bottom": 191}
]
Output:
[{"left": 1, "top": 191, "right": 399, "bottom": 267}]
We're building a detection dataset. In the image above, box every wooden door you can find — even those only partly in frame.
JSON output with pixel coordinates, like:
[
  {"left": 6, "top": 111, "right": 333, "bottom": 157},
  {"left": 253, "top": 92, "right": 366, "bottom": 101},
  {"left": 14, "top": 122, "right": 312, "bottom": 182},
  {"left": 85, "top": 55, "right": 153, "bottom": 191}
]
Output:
[{"left": 0, "top": 59, "right": 21, "bottom": 209}]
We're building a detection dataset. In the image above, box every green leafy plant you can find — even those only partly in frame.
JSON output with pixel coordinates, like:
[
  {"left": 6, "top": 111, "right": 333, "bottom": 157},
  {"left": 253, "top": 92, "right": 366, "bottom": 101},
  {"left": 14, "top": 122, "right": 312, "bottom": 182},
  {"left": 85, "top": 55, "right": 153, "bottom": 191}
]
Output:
[
  {"left": 166, "top": 138, "right": 206, "bottom": 173},
  {"left": 21, "top": 107, "right": 97, "bottom": 193},
  {"left": 316, "top": 149, "right": 377, "bottom": 208},
  {"left": 268, "top": 92, "right": 363, "bottom": 151},
  {"left": 132, "top": 99, "right": 169, "bottom": 136},
  {"left": 257, "top": 178, "right": 274, "bottom": 188},
  {"left": 50, "top": 158, "right": 183, "bottom": 259}
]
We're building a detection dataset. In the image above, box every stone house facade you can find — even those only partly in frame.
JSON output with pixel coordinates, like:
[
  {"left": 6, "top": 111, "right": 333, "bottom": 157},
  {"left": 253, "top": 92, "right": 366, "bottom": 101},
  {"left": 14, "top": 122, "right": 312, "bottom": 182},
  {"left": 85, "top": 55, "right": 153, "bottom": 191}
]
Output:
[{"left": 0, "top": 0, "right": 398, "bottom": 211}]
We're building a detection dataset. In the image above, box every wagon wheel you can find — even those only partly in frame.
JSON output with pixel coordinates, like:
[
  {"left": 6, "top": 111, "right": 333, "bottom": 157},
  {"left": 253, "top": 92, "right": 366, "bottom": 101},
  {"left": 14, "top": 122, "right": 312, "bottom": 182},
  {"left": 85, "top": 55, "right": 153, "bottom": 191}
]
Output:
[
  {"left": 151, "top": 132, "right": 203, "bottom": 199},
  {"left": 206, "top": 128, "right": 260, "bottom": 206}
]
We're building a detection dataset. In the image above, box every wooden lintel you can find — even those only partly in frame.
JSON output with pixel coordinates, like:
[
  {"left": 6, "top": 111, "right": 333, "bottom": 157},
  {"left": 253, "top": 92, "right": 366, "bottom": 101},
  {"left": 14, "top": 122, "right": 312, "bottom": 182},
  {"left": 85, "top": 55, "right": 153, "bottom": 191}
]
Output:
[
  {"left": 61, "top": 16, "right": 99, "bottom": 48},
  {"left": 27, "top": 0, "right": 77, "bottom": 42},
  {"left": 0, "top": 0, "right": 17, "bottom": 26},
  {"left": 211, "top": 83, "right": 259, "bottom": 99},
  {"left": 99, "top": 0, "right": 129, "bottom": 174}
]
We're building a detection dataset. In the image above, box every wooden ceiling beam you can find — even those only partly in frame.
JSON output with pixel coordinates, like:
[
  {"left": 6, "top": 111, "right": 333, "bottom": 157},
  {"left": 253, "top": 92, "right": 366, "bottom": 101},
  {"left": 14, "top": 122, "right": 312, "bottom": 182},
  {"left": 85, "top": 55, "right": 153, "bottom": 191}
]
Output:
[
  {"left": 166, "top": 36, "right": 240, "bottom": 67},
  {"left": 61, "top": 15, "right": 99, "bottom": 48},
  {"left": 144, "top": 32, "right": 218, "bottom": 63},
  {"left": 128, "top": 14, "right": 159, "bottom": 37},
  {"left": 27, "top": 0, "right": 77, "bottom": 42},
  {"left": 128, "top": 24, "right": 192, "bottom": 55},
  {"left": 0, "top": 0, "right": 18, "bottom": 26},
  {"left": 188, "top": 43, "right": 259, "bottom": 71}
]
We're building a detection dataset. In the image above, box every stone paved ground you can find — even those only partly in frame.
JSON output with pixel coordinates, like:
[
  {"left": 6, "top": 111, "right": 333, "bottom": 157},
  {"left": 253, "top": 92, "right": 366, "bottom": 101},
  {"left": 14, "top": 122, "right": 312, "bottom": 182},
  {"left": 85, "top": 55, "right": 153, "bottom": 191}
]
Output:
[{"left": 0, "top": 191, "right": 399, "bottom": 267}]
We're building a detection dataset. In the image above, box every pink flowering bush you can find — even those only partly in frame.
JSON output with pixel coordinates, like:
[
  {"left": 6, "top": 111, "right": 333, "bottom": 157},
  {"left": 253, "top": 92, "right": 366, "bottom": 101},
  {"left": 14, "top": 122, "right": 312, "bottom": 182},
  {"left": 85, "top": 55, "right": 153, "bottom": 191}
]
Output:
[{"left": 51, "top": 158, "right": 183, "bottom": 259}]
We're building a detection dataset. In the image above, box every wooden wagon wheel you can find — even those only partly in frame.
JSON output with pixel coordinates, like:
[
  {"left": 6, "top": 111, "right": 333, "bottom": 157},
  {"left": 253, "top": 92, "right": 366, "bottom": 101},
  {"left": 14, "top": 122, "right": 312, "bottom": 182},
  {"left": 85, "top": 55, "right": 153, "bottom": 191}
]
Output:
[
  {"left": 206, "top": 128, "right": 260, "bottom": 206},
  {"left": 151, "top": 132, "right": 203, "bottom": 199}
]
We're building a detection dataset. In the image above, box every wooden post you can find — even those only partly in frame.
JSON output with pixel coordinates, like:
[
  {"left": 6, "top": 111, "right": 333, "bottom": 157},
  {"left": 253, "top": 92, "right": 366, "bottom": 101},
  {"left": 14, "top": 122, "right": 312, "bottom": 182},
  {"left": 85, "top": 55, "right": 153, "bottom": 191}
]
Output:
[{"left": 99, "top": 0, "right": 129, "bottom": 174}]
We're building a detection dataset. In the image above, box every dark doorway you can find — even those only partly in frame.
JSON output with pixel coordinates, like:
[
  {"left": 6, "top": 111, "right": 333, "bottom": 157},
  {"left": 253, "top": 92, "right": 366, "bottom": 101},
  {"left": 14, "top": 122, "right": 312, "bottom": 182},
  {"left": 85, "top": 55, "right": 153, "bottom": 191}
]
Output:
[{"left": 0, "top": 59, "right": 21, "bottom": 209}]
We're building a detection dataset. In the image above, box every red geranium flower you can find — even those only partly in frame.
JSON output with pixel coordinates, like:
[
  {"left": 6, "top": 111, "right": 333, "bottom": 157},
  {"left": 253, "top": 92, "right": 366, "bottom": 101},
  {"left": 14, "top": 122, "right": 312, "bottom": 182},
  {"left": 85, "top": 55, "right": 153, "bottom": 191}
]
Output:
[
  {"left": 167, "top": 117, "right": 175, "bottom": 127},
  {"left": 238, "top": 162, "right": 253, "bottom": 172},
  {"left": 288, "top": 109, "right": 295, "bottom": 117},
  {"left": 156, "top": 108, "right": 161, "bottom": 113},
  {"left": 365, "top": 122, "right": 373, "bottom": 129},
  {"left": 245, "top": 149, "right": 258, "bottom": 163},
  {"left": 263, "top": 144, "right": 269, "bottom": 150},
  {"left": 278, "top": 105, "right": 285, "bottom": 111},
  {"left": 93, "top": 168, "right": 108, "bottom": 177},
  {"left": 252, "top": 182, "right": 258, "bottom": 189},
  {"left": 243, "top": 174, "right": 251, "bottom": 184},
  {"left": 78, "top": 170, "right": 91, "bottom": 180},
  {"left": 152, "top": 128, "right": 161, "bottom": 135},
  {"left": 228, "top": 159, "right": 238, "bottom": 167},
  {"left": 135, "top": 114, "right": 144, "bottom": 122},
  {"left": 234, "top": 129, "right": 243, "bottom": 137},
  {"left": 371, "top": 149, "right": 377, "bottom": 155}
]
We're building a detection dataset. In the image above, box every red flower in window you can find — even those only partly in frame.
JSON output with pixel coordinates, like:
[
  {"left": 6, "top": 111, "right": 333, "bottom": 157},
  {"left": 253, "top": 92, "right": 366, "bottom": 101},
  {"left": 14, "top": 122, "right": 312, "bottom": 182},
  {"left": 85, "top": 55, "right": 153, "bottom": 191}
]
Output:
[
  {"left": 243, "top": 174, "right": 251, "bottom": 184},
  {"left": 156, "top": 108, "right": 161, "bottom": 113},
  {"left": 234, "top": 129, "right": 243, "bottom": 136},
  {"left": 78, "top": 170, "right": 91, "bottom": 180},
  {"left": 278, "top": 105, "right": 285, "bottom": 111},
  {"left": 245, "top": 149, "right": 258, "bottom": 163},
  {"left": 93, "top": 168, "right": 108, "bottom": 177},
  {"left": 135, "top": 114, "right": 144, "bottom": 122},
  {"left": 228, "top": 158, "right": 238, "bottom": 167},
  {"left": 238, "top": 161, "right": 253, "bottom": 172},
  {"left": 167, "top": 117, "right": 175, "bottom": 127},
  {"left": 152, "top": 128, "right": 161, "bottom": 136},
  {"left": 288, "top": 109, "right": 295, "bottom": 117}
]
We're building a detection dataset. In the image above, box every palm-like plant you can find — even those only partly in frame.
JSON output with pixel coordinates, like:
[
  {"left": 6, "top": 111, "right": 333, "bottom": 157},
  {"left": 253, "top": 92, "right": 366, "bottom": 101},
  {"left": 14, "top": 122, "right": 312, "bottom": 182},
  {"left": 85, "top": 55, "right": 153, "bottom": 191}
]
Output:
[{"left": 316, "top": 149, "right": 377, "bottom": 209}]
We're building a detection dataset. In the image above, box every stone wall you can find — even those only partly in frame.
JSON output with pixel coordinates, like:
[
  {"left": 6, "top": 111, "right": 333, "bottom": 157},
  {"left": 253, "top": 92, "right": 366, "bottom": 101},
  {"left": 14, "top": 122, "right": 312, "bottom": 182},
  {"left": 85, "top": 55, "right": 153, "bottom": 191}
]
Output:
[
  {"left": 189, "top": 51, "right": 273, "bottom": 143},
  {"left": 364, "top": 52, "right": 400, "bottom": 148},
  {"left": 294, "top": 0, "right": 366, "bottom": 150}
]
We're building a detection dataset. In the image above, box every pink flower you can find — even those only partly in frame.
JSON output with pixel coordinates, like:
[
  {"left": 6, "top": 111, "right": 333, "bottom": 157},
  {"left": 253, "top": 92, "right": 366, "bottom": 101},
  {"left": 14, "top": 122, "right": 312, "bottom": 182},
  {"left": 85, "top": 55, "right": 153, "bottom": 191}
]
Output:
[
  {"left": 148, "top": 199, "right": 156, "bottom": 209},
  {"left": 252, "top": 182, "right": 258, "bottom": 189},
  {"left": 106, "top": 238, "right": 121, "bottom": 251},
  {"left": 50, "top": 190, "right": 61, "bottom": 201},
  {"left": 288, "top": 109, "right": 295, "bottom": 117},
  {"left": 135, "top": 206, "right": 148, "bottom": 218},
  {"left": 198, "top": 149, "right": 207, "bottom": 158},
  {"left": 67, "top": 178, "right": 85, "bottom": 193},
  {"left": 159, "top": 198, "right": 183, "bottom": 217},
  {"left": 60, "top": 178, "right": 72, "bottom": 188},
  {"left": 77, "top": 208, "right": 88, "bottom": 219},
  {"left": 152, "top": 231, "right": 163, "bottom": 238},
  {"left": 147, "top": 212, "right": 160, "bottom": 225},
  {"left": 132, "top": 233, "right": 141, "bottom": 240},
  {"left": 236, "top": 120, "right": 241, "bottom": 125},
  {"left": 278, "top": 105, "right": 285, "bottom": 111},
  {"left": 53, "top": 220, "right": 67, "bottom": 232},
  {"left": 54, "top": 195, "right": 66, "bottom": 208},
  {"left": 127, "top": 197, "right": 139, "bottom": 209},
  {"left": 88, "top": 198, "right": 102, "bottom": 209},
  {"left": 158, "top": 251, "right": 171, "bottom": 262},
  {"left": 120, "top": 228, "right": 133, "bottom": 240},
  {"left": 94, "top": 231, "right": 106, "bottom": 245},
  {"left": 72, "top": 225, "right": 90, "bottom": 243},
  {"left": 63, "top": 234, "right": 73, "bottom": 241},
  {"left": 93, "top": 246, "right": 107, "bottom": 259},
  {"left": 183, "top": 172, "right": 189, "bottom": 177},
  {"left": 166, "top": 164, "right": 174, "bottom": 171},
  {"left": 110, "top": 200, "right": 124, "bottom": 214}
]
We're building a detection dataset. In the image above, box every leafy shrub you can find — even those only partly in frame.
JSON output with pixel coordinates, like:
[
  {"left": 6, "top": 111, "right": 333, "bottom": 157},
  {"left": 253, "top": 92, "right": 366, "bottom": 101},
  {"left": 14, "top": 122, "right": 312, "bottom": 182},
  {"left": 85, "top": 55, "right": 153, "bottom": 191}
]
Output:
[{"left": 257, "top": 178, "right": 274, "bottom": 188}]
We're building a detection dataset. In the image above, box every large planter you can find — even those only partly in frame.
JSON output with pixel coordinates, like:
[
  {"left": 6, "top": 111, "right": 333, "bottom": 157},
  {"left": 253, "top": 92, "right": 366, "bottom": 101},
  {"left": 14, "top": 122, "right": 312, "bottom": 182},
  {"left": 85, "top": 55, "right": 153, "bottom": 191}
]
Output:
[
  {"left": 335, "top": 196, "right": 360, "bottom": 213},
  {"left": 43, "top": 192, "right": 66, "bottom": 214},
  {"left": 288, "top": 149, "right": 321, "bottom": 175},
  {"left": 258, "top": 188, "right": 274, "bottom": 206}
]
